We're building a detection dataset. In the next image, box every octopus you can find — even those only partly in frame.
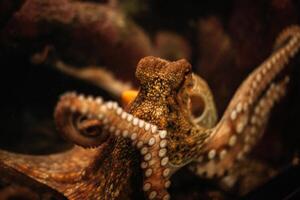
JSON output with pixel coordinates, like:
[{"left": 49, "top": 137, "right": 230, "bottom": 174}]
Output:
[{"left": 0, "top": 25, "right": 300, "bottom": 200}]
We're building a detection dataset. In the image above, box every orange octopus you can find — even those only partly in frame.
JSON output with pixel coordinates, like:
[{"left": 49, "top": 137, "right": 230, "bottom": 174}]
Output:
[{"left": 0, "top": 25, "right": 300, "bottom": 200}]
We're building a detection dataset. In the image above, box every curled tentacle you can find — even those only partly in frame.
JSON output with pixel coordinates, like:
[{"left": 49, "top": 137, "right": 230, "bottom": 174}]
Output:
[
  {"left": 55, "top": 92, "right": 109, "bottom": 148},
  {"left": 190, "top": 25, "right": 300, "bottom": 178},
  {"left": 55, "top": 92, "right": 173, "bottom": 199}
]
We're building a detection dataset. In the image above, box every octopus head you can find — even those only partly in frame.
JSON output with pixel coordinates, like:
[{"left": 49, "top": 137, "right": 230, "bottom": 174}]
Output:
[
  {"left": 129, "top": 56, "right": 195, "bottom": 130},
  {"left": 135, "top": 56, "right": 192, "bottom": 93}
]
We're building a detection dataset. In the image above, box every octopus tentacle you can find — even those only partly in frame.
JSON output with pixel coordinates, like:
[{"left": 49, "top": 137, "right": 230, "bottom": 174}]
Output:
[
  {"left": 55, "top": 93, "right": 173, "bottom": 200},
  {"left": 274, "top": 25, "right": 300, "bottom": 51},
  {"left": 190, "top": 76, "right": 290, "bottom": 178},
  {"left": 55, "top": 92, "right": 108, "bottom": 148},
  {"left": 191, "top": 26, "right": 300, "bottom": 178},
  {"left": 0, "top": 146, "right": 99, "bottom": 196}
]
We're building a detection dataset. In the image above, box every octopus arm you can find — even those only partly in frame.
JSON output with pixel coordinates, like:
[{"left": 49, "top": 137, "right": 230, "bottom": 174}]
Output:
[
  {"left": 191, "top": 25, "right": 300, "bottom": 178},
  {"left": 0, "top": 146, "right": 99, "bottom": 195},
  {"left": 55, "top": 93, "right": 173, "bottom": 199}
]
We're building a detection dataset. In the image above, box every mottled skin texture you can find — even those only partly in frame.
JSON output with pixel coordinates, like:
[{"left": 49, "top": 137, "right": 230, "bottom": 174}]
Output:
[
  {"left": 129, "top": 57, "right": 213, "bottom": 167},
  {"left": 0, "top": 26, "right": 300, "bottom": 200}
]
